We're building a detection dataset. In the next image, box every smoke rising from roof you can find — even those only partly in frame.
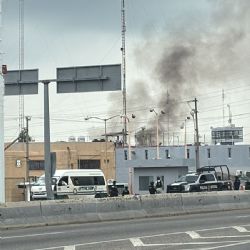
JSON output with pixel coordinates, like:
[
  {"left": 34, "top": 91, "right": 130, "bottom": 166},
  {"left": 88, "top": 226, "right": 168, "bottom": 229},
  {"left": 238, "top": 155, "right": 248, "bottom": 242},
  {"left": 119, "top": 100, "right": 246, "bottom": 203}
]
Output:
[{"left": 127, "top": 0, "right": 250, "bottom": 145}]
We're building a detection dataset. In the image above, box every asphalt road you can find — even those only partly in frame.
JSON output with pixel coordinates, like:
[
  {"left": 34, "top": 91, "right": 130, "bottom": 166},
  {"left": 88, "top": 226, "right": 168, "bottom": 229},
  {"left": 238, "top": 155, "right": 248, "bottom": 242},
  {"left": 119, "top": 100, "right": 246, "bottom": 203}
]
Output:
[{"left": 2, "top": 209, "right": 250, "bottom": 250}]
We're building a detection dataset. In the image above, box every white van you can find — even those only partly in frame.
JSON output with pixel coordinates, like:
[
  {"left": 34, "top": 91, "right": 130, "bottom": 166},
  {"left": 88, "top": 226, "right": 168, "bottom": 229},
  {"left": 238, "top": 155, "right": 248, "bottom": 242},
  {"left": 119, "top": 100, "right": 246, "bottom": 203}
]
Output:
[
  {"left": 55, "top": 169, "right": 107, "bottom": 198},
  {"left": 31, "top": 175, "right": 58, "bottom": 200},
  {"left": 31, "top": 169, "right": 108, "bottom": 199}
]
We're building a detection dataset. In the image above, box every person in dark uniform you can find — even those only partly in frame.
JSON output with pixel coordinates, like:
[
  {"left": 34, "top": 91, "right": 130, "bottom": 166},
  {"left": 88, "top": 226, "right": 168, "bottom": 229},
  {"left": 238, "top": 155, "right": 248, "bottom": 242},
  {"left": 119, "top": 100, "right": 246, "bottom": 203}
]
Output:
[
  {"left": 110, "top": 180, "right": 119, "bottom": 197},
  {"left": 234, "top": 176, "right": 241, "bottom": 190},
  {"left": 122, "top": 186, "right": 130, "bottom": 196},
  {"left": 148, "top": 181, "right": 156, "bottom": 194},
  {"left": 155, "top": 176, "right": 163, "bottom": 193}
]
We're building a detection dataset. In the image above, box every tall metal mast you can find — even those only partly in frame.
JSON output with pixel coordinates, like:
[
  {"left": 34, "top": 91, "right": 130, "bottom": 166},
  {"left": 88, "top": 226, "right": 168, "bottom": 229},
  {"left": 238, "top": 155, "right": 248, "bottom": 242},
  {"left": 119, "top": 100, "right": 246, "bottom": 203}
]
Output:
[
  {"left": 222, "top": 89, "right": 225, "bottom": 126},
  {"left": 0, "top": 0, "right": 5, "bottom": 203},
  {"left": 121, "top": 0, "right": 127, "bottom": 144},
  {"left": 19, "top": 0, "right": 24, "bottom": 131}
]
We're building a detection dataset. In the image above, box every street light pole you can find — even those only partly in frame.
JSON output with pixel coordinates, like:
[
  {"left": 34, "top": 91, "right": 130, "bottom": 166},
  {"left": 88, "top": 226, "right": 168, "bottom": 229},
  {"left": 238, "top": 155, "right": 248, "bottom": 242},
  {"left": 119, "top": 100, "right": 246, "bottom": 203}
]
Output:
[
  {"left": 184, "top": 116, "right": 190, "bottom": 159},
  {"left": 188, "top": 98, "right": 200, "bottom": 170},
  {"left": 150, "top": 109, "right": 165, "bottom": 159},
  {"left": 194, "top": 98, "right": 200, "bottom": 170},
  {"left": 85, "top": 115, "right": 120, "bottom": 168},
  {"left": 156, "top": 115, "right": 159, "bottom": 159},
  {"left": 150, "top": 109, "right": 159, "bottom": 159},
  {"left": 120, "top": 115, "right": 132, "bottom": 160},
  {"left": 25, "top": 116, "right": 31, "bottom": 202},
  {"left": 104, "top": 119, "right": 107, "bottom": 168}
]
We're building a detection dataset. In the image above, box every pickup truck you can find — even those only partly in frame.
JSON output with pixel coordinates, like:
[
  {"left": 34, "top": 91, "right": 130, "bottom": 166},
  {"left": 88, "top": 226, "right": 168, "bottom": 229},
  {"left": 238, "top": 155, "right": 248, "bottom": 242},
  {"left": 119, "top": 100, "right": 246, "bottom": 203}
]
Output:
[{"left": 167, "top": 165, "right": 232, "bottom": 193}]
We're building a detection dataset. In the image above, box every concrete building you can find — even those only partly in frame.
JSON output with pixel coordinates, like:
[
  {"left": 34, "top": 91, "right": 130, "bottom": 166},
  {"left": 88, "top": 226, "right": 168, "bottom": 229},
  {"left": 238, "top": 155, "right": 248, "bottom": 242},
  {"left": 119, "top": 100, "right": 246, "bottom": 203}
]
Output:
[
  {"left": 5, "top": 140, "right": 250, "bottom": 201},
  {"left": 4, "top": 141, "right": 116, "bottom": 202},
  {"left": 115, "top": 144, "right": 250, "bottom": 194}
]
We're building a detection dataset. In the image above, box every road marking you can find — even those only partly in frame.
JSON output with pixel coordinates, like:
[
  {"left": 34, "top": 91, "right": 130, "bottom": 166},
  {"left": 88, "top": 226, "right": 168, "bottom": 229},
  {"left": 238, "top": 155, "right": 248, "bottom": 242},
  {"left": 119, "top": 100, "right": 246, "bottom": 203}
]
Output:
[
  {"left": 233, "top": 226, "right": 248, "bottom": 232},
  {"left": 130, "top": 239, "right": 244, "bottom": 248},
  {"left": 64, "top": 246, "right": 75, "bottom": 250},
  {"left": 198, "top": 240, "right": 250, "bottom": 250},
  {"left": 7, "top": 224, "right": 250, "bottom": 250},
  {"left": 186, "top": 231, "right": 201, "bottom": 239},
  {"left": 2, "top": 231, "right": 65, "bottom": 239},
  {"left": 129, "top": 238, "right": 144, "bottom": 246}
]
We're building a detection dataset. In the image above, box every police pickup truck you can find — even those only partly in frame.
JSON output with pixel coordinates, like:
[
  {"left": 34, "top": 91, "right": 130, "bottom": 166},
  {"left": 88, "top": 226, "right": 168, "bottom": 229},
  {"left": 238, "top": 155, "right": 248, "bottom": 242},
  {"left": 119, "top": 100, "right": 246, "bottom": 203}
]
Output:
[{"left": 167, "top": 165, "right": 232, "bottom": 193}]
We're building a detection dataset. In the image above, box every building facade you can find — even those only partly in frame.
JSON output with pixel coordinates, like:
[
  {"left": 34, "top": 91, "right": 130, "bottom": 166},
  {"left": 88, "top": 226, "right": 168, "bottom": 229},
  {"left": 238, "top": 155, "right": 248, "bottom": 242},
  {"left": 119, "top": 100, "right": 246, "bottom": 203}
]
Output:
[
  {"left": 115, "top": 144, "right": 250, "bottom": 194},
  {"left": 5, "top": 141, "right": 116, "bottom": 202},
  {"left": 5, "top": 141, "right": 250, "bottom": 201}
]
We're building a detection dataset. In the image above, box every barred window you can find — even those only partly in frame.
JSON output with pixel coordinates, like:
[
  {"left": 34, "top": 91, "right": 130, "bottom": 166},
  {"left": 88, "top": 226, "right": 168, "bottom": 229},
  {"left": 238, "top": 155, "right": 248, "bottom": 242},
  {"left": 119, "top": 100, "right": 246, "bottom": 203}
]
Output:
[{"left": 29, "top": 160, "right": 44, "bottom": 170}]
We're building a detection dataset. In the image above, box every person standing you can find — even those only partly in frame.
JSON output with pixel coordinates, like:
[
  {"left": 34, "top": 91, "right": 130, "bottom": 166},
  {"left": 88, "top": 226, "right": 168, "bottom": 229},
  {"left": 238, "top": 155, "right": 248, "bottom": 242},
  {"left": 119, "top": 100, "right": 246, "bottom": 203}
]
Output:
[
  {"left": 122, "top": 186, "right": 130, "bottom": 196},
  {"left": 234, "top": 176, "right": 241, "bottom": 190},
  {"left": 110, "top": 180, "right": 119, "bottom": 197},
  {"left": 155, "top": 176, "right": 163, "bottom": 193},
  {"left": 148, "top": 181, "right": 156, "bottom": 194}
]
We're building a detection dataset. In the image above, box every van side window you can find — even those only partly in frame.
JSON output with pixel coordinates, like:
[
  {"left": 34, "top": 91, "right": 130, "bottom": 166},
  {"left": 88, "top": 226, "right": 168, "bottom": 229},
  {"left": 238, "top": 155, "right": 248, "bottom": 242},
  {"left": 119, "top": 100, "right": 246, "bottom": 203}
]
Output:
[
  {"left": 58, "top": 176, "right": 68, "bottom": 186},
  {"left": 70, "top": 176, "right": 105, "bottom": 186}
]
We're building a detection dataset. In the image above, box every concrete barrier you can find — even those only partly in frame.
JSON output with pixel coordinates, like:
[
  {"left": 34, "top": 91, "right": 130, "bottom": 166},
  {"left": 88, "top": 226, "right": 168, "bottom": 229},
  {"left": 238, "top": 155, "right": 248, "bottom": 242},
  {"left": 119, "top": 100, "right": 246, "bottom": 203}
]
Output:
[{"left": 0, "top": 191, "right": 250, "bottom": 229}]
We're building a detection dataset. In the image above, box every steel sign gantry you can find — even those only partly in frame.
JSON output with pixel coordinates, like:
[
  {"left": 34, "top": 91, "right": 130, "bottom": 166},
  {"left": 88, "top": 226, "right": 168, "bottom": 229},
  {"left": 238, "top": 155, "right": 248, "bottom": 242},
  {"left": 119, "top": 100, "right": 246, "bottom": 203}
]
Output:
[{"left": 2, "top": 64, "right": 121, "bottom": 202}]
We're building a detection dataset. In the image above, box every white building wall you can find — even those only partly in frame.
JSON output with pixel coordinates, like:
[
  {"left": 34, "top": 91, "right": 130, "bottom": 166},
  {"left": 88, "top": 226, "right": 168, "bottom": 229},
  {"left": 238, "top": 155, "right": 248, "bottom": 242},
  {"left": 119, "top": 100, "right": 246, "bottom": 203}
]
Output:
[{"left": 115, "top": 144, "right": 250, "bottom": 193}]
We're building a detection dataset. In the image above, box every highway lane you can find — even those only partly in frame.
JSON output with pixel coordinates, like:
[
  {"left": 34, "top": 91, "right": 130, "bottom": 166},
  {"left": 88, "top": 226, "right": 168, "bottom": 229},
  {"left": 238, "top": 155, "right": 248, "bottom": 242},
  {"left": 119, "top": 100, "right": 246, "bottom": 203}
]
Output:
[{"left": 2, "top": 209, "right": 250, "bottom": 249}]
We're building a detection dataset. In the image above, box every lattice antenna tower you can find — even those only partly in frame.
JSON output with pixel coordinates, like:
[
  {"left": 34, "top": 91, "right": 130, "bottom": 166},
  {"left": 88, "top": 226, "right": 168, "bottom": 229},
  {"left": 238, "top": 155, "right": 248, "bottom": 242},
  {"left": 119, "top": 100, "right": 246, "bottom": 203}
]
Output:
[
  {"left": 121, "top": 0, "right": 127, "bottom": 144},
  {"left": 18, "top": 0, "right": 24, "bottom": 131}
]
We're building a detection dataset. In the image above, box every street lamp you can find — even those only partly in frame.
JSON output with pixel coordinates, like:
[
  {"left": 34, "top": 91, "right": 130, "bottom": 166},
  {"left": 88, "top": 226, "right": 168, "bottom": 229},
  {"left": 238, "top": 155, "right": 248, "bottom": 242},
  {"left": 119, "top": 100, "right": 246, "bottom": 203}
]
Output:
[
  {"left": 150, "top": 109, "right": 165, "bottom": 159},
  {"left": 180, "top": 116, "right": 190, "bottom": 158},
  {"left": 188, "top": 98, "right": 200, "bottom": 170},
  {"left": 84, "top": 115, "right": 120, "bottom": 168},
  {"left": 120, "top": 114, "right": 136, "bottom": 160}
]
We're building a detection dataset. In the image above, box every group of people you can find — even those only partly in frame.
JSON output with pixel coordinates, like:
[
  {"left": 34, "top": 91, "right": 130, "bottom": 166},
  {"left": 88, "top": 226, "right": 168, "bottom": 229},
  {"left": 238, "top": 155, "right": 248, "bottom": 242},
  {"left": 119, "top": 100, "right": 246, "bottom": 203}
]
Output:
[
  {"left": 109, "top": 181, "right": 130, "bottom": 197},
  {"left": 148, "top": 176, "right": 163, "bottom": 194},
  {"left": 109, "top": 175, "right": 241, "bottom": 197}
]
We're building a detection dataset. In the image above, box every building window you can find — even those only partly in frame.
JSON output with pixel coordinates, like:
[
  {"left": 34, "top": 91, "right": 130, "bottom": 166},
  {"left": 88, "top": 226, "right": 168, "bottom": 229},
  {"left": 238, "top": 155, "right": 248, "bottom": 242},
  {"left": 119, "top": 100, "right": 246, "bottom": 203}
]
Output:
[
  {"left": 124, "top": 150, "right": 128, "bottom": 160},
  {"left": 228, "top": 148, "right": 232, "bottom": 158},
  {"left": 207, "top": 148, "right": 211, "bottom": 158},
  {"left": 145, "top": 150, "right": 148, "bottom": 160},
  {"left": 29, "top": 160, "right": 45, "bottom": 170},
  {"left": 139, "top": 176, "right": 154, "bottom": 191},
  {"left": 165, "top": 149, "right": 170, "bottom": 159},
  {"left": 78, "top": 160, "right": 100, "bottom": 169},
  {"left": 187, "top": 149, "right": 190, "bottom": 159}
]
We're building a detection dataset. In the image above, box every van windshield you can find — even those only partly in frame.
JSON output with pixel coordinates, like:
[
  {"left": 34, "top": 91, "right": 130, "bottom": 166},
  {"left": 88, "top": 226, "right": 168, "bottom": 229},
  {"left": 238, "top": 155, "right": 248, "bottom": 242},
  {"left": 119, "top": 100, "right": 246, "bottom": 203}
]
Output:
[
  {"left": 33, "top": 176, "right": 58, "bottom": 186},
  {"left": 33, "top": 176, "right": 45, "bottom": 186},
  {"left": 70, "top": 176, "right": 105, "bottom": 186}
]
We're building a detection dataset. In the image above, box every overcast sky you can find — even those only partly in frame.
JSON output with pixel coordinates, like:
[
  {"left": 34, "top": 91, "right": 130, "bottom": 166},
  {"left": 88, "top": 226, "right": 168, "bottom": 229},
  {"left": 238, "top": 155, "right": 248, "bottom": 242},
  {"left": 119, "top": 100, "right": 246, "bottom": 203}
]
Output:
[{"left": 3, "top": 0, "right": 250, "bottom": 145}]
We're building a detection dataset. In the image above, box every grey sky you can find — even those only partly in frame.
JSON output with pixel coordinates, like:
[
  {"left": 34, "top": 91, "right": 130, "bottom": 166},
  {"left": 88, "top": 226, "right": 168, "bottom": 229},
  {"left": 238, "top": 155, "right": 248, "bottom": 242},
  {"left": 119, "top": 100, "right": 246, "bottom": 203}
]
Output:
[{"left": 3, "top": 0, "right": 250, "bottom": 145}]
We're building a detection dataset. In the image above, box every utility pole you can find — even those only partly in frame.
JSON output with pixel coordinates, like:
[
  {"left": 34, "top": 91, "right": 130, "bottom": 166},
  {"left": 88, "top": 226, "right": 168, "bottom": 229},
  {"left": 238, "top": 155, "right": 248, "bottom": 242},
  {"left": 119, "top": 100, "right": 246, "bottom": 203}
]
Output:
[
  {"left": 0, "top": 0, "right": 5, "bottom": 204},
  {"left": 167, "top": 90, "right": 170, "bottom": 145},
  {"left": 19, "top": 0, "right": 25, "bottom": 132},
  {"left": 25, "top": 116, "right": 31, "bottom": 201},
  {"left": 194, "top": 98, "right": 200, "bottom": 170},
  {"left": 25, "top": 116, "right": 31, "bottom": 182},
  {"left": 121, "top": 0, "right": 127, "bottom": 144},
  {"left": 43, "top": 81, "right": 53, "bottom": 200},
  {"left": 222, "top": 89, "right": 225, "bottom": 126}
]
